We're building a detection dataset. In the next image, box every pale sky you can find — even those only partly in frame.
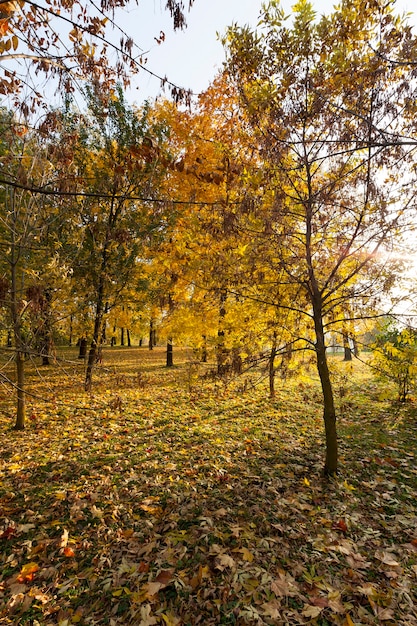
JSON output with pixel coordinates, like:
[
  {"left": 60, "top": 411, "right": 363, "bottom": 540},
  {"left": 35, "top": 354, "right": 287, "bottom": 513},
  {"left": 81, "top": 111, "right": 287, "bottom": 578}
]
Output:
[{"left": 123, "top": 0, "right": 417, "bottom": 104}]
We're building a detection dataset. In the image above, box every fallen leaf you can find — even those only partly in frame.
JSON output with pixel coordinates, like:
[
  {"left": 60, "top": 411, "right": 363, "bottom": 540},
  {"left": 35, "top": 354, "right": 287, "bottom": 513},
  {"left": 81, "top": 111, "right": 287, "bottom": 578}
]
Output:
[
  {"left": 154, "top": 569, "right": 175, "bottom": 586},
  {"left": 215, "top": 553, "right": 236, "bottom": 570},
  {"left": 375, "top": 551, "right": 400, "bottom": 567},
  {"left": 17, "top": 562, "right": 39, "bottom": 582},
  {"left": 261, "top": 600, "right": 281, "bottom": 619},
  {"left": 302, "top": 604, "right": 323, "bottom": 618},
  {"left": 60, "top": 528, "right": 69, "bottom": 548},
  {"left": 138, "top": 603, "right": 158, "bottom": 625}
]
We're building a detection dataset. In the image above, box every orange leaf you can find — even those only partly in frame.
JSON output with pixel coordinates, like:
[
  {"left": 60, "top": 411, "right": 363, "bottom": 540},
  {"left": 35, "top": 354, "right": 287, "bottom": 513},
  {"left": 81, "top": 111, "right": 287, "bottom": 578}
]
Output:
[
  {"left": 17, "top": 562, "right": 39, "bottom": 582},
  {"left": 63, "top": 546, "right": 75, "bottom": 557},
  {"left": 0, "top": 19, "right": 9, "bottom": 36},
  {"left": 333, "top": 519, "right": 348, "bottom": 533}
]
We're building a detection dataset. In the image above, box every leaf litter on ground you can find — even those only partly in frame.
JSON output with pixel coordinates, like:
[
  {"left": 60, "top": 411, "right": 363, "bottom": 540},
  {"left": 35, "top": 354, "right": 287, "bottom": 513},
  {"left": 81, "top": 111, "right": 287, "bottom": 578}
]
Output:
[{"left": 0, "top": 347, "right": 417, "bottom": 625}]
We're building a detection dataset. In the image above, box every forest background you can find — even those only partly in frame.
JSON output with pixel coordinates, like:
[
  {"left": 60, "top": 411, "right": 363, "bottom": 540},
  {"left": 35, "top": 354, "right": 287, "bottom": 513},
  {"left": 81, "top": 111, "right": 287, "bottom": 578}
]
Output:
[{"left": 1, "top": 0, "right": 417, "bottom": 624}]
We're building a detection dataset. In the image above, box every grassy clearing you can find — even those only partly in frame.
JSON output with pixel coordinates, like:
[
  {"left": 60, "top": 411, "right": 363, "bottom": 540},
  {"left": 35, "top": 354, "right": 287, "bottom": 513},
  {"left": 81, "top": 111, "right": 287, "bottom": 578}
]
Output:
[{"left": 0, "top": 347, "right": 416, "bottom": 625}]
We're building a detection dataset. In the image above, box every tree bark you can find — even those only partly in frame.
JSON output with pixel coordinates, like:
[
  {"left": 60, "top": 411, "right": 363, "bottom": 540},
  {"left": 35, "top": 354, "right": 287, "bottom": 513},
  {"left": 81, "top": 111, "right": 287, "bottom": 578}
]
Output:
[
  {"left": 217, "top": 289, "right": 228, "bottom": 375},
  {"left": 353, "top": 337, "right": 360, "bottom": 357},
  {"left": 85, "top": 276, "right": 105, "bottom": 391},
  {"left": 14, "top": 350, "right": 25, "bottom": 430},
  {"left": 343, "top": 334, "right": 352, "bottom": 361},
  {"left": 149, "top": 319, "right": 154, "bottom": 350},
  {"left": 69, "top": 314, "right": 73, "bottom": 346},
  {"left": 201, "top": 335, "right": 207, "bottom": 363},
  {"left": 166, "top": 338, "right": 173, "bottom": 367},
  {"left": 269, "top": 332, "right": 277, "bottom": 398},
  {"left": 312, "top": 295, "right": 338, "bottom": 475},
  {"left": 78, "top": 337, "right": 87, "bottom": 358}
]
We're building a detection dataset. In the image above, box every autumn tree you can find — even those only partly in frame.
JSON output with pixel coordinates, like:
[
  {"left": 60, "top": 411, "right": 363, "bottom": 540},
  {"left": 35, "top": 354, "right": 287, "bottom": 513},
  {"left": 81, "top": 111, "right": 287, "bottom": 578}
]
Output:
[
  {"left": 224, "top": 0, "right": 417, "bottom": 474},
  {"left": 372, "top": 320, "right": 417, "bottom": 402},
  {"left": 147, "top": 82, "right": 283, "bottom": 374},
  {"left": 49, "top": 85, "right": 173, "bottom": 390},
  {"left": 0, "top": 109, "right": 65, "bottom": 428},
  {"left": 0, "top": 0, "right": 194, "bottom": 112}
]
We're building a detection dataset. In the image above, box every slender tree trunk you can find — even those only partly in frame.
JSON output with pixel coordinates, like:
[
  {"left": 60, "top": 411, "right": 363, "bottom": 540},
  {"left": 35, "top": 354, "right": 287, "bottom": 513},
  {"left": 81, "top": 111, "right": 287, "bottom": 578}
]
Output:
[
  {"left": 15, "top": 351, "right": 25, "bottom": 430},
  {"left": 127, "top": 329, "right": 131, "bottom": 347},
  {"left": 305, "top": 151, "right": 338, "bottom": 475},
  {"left": 217, "top": 289, "right": 228, "bottom": 375},
  {"left": 121, "top": 327, "right": 125, "bottom": 346},
  {"left": 312, "top": 296, "right": 338, "bottom": 475},
  {"left": 69, "top": 314, "right": 73, "bottom": 346},
  {"left": 166, "top": 292, "right": 174, "bottom": 367},
  {"left": 149, "top": 319, "right": 154, "bottom": 350},
  {"left": 166, "top": 338, "right": 173, "bottom": 367},
  {"left": 269, "top": 331, "right": 277, "bottom": 399}
]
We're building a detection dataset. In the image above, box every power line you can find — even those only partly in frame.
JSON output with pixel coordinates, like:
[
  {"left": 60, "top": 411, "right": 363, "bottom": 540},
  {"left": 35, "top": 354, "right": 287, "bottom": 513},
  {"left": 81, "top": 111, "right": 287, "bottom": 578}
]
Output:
[{"left": 0, "top": 175, "right": 230, "bottom": 206}]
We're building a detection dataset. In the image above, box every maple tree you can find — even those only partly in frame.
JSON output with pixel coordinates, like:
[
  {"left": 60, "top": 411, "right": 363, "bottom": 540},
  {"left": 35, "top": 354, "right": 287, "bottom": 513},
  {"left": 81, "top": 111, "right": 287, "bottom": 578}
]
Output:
[{"left": 223, "top": 0, "right": 417, "bottom": 474}]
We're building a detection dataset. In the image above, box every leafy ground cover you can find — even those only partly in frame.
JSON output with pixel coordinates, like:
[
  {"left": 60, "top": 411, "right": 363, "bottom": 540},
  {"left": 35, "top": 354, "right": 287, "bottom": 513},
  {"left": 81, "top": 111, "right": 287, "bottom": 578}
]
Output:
[{"left": 0, "top": 347, "right": 417, "bottom": 625}]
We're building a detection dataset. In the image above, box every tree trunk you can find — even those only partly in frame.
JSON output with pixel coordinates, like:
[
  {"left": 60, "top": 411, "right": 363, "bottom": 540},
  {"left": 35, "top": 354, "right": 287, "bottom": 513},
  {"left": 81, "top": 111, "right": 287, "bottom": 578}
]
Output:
[
  {"left": 343, "top": 334, "right": 352, "bottom": 361},
  {"left": 121, "top": 327, "right": 125, "bottom": 346},
  {"left": 312, "top": 297, "right": 338, "bottom": 475},
  {"left": 127, "top": 329, "right": 131, "bottom": 347},
  {"left": 353, "top": 337, "right": 360, "bottom": 357},
  {"left": 217, "top": 289, "right": 228, "bottom": 375},
  {"left": 14, "top": 350, "right": 25, "bottom": 430},
  {"left": 85, "top": 279, "right": 104, "bottom": 391},
  {"left": 69, "top": 315, "right": 73, "bottom": 346},
  {"left": 149, "top": 319, "right": 154, "bottom": 350},
  {"left": 269, "top": 332, "right": 277, "bottom": 399},
  {"left": 201, "top": 335, "right": 207, "bottom": 363},
  {"left": 166, "top": 338, "right": 173, "bottom": 367},
  {"left": 78, "top": 337, "right": 87, "bottom": 358},
  {"left": 231, "top": 348, "right": 242, "bottom": 374}
]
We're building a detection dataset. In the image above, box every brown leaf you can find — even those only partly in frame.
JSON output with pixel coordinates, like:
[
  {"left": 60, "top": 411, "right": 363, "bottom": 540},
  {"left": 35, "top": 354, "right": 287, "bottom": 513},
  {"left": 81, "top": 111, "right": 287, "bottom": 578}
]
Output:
[
  {"left": 270, "top": 570, "right": 299, "bottom": 597},
  {"left": 154, "top": 569, "right": 175, "bottom": 586},
  {"left": 145, "top": 582, "right": 164, "bottom": 597},
  {"left": 302, "top": 604, "right": 323, "bottom": 618},
  {"left": 375, "top": 550, "right": 400, "bottom": 567},
  {"left": 261, "top": 600, "right": 281, "bottom": 619}
]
